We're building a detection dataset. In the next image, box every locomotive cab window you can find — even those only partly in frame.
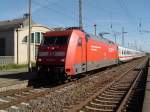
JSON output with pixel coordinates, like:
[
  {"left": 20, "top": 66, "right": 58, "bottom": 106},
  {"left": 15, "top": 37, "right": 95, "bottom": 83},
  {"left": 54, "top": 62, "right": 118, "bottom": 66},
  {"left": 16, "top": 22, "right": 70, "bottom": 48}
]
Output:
[
  {"left": 78, "top": 38, "right": 82, "bottom": 46},
  {"left": 85, "top": 34, "right": 90, "bottom": 41},
  {"left": 42, "top": 36, "right": 69, "bottom": 46}
]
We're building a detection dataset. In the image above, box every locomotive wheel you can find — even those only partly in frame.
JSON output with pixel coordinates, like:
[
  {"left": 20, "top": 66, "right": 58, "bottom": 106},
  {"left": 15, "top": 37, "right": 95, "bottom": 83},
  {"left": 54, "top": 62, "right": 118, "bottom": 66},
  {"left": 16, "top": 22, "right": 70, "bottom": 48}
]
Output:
[
  {"left": 36, "top": 70, "right": 44, "bottom": 79},
  {"left": 66, "top": 75, "right": 77, "bottom": 82},
  {"left": 49, "top": 71, "right": 64, "bottom": 83},
  {"left": 58, "top": 73, "right": 67, "bottom": 83}
]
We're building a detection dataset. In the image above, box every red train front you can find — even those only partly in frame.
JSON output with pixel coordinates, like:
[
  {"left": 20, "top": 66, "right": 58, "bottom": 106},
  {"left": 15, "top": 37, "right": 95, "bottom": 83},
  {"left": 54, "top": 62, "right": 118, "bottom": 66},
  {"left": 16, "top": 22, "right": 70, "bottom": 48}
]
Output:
[{"left": 36, "top": 28, "right": 118, "bottom": 80}]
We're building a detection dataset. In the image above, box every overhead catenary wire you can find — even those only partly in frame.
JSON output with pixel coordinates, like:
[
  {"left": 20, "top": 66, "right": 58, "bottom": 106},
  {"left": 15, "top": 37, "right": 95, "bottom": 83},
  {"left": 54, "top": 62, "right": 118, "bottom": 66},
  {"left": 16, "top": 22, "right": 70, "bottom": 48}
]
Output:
[
  {"left": 32, "top": 0, "right": 78, "bottom": 21},
  {"left": 44, "top": 0, "right": 78, "bottom": 15},
  {"left": 32, "top": 0, "right": 79, "bottom": 25},
  {"left": 82, "top": 0, "right": 116, "bottom": 34},
  {"left": 32, "top": 0, "right": 114, "bottom": 32},
  {"left": 115, "top": 0, "right": 137, "bottom": 26}
]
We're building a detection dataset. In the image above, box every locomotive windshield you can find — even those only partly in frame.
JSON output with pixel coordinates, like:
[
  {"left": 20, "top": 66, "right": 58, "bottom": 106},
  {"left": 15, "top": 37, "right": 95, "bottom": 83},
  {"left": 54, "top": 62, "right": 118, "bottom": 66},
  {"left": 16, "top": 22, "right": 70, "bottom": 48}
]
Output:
[{"left": 42, "top": 36, "right": 69, "bottom": 46}]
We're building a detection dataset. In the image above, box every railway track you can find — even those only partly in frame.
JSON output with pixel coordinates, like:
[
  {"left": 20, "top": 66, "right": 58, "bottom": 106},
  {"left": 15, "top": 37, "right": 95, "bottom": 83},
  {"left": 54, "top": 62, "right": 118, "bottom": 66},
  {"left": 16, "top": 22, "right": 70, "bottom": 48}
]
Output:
[
  {"left": 69, "top": 58, "right": 148, "bottom": 112},
  {"left": 0, "top": 58, "right": 147, "bottom": 112}
]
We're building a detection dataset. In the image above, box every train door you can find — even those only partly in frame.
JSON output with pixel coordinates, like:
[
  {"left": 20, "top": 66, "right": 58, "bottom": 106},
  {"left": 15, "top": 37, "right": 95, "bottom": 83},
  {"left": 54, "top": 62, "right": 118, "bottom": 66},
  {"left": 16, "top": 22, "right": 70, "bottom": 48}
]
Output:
[
  {"left": 82, "top": 36, "right": 87, "bottom": 73},
  {"left": 77, "top": 37, "right": 87, "bottom": 73}
]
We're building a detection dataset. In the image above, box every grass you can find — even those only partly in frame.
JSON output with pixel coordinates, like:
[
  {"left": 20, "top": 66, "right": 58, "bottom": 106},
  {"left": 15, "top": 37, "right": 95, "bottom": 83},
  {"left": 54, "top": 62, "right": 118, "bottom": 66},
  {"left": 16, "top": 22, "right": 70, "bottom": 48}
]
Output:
[{"left": 0, "top": 63, "right": 36, "bottom": 70}]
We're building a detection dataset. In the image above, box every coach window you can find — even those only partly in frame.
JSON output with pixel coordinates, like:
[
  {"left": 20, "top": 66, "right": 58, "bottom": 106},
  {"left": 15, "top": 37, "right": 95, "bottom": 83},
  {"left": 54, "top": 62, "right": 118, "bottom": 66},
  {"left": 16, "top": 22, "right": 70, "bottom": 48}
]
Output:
[{"left": 78, "top": 38, "right": 82, "bottom": 46}]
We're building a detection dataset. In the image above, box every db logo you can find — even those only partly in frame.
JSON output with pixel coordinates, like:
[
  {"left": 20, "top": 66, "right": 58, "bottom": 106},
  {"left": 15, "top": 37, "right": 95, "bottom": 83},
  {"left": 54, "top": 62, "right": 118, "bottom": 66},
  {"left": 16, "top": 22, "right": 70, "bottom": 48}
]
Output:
[
  {"left": 108, "top": 48, "right": 115, "bottom": 52},
  {"left": 50, "top": 52, "right": 55, "bottom": 56}
]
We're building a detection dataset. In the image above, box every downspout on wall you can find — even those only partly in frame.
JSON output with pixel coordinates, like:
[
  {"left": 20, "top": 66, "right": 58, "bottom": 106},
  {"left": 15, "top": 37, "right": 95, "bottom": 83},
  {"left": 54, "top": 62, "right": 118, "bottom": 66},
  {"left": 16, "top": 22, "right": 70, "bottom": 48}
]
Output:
[
  {"left": 16, "top": 28, "right": 19, "bottom": 64},
  {"left": 14, "top": 28, "right": 19, "bottom": 64}
]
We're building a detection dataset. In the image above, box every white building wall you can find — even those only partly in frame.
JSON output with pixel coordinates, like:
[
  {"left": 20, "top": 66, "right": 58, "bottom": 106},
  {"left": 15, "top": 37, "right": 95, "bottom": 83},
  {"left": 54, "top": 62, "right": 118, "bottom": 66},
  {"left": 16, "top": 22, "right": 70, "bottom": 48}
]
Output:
[
  {"left": 0, "top": 30, "right": 14, "bottom": 56},
  {"left": 14, "top": 25, "right": 51, "bottom": 64}
]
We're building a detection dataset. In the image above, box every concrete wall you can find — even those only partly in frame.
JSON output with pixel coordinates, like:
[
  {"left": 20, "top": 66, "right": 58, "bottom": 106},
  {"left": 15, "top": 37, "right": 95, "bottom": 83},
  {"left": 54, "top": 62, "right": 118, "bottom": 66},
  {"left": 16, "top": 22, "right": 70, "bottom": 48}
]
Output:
[
  {"left": 0, "top": 30, "right": 14, "bottom": 56},
  {"left": 14, "top": 25, "right": 50, "bottom": 64}
]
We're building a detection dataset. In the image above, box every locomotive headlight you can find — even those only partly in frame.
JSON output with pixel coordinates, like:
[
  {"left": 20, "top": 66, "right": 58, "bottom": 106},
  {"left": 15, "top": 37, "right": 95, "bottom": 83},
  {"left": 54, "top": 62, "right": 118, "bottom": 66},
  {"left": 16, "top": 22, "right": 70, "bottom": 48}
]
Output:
[
  {"left": 61, "top": 58, "right": 65, "bottom": 62},
  {"left": 38, "top": 58, "right": 42, "bottom": 62}
]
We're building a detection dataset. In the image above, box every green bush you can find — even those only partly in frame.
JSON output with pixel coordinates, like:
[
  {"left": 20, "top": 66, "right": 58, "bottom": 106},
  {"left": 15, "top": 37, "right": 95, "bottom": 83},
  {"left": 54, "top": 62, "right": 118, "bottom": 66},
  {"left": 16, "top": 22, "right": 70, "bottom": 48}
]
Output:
[{"left": 0, "top": 62, "right": 36, "bottom": 70}]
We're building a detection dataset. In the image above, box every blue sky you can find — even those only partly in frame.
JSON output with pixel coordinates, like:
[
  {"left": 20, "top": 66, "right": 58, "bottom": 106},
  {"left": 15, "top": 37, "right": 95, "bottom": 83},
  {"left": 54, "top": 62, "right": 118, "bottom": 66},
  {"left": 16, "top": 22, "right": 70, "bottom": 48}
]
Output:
[{"left": 0, "top": 0, "right": 150, "bottom": 52}]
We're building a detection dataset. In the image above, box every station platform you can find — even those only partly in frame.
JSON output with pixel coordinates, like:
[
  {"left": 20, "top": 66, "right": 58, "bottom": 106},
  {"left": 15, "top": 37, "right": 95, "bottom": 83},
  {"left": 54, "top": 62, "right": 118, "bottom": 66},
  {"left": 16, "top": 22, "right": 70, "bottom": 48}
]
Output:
[
  {"left": 142, "top": 60, "right": 150, "bottom": 112},
  {"left": 0, "top": 68, "right": 36, "bottom": 92}
]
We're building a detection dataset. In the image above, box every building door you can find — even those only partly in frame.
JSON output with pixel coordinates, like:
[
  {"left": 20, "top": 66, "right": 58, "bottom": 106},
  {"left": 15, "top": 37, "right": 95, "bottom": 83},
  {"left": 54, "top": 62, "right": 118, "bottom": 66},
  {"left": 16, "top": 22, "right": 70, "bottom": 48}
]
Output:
[{"left": 0, "top": 38, "right": 5, "bottom": 56}]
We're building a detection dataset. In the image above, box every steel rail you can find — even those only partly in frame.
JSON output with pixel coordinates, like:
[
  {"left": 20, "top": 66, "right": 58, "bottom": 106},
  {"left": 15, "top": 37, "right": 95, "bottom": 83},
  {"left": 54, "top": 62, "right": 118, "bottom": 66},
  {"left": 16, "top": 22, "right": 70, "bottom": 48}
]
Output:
[
  {"left": 0, "top": 63, "right": 119, "bottom": 109},
  {"left": 0, "top": 58, "right": 144, "bottom": 110},
  {"left": 69, "top": 61, "right": 141, "bottom": 112},
  {"left": 116, "top": 59, "right": 148, "bottom": 112}
]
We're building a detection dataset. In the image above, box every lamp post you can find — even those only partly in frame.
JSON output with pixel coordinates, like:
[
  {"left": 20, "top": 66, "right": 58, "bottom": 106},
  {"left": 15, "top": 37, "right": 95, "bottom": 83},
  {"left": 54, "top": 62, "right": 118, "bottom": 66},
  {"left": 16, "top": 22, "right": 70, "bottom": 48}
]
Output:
[
  {"left": 28, "top": 0, "right": 32, "bottom": 72},
  {"left": 112, "top": 32, "right": 121, "bottom": 44},
  {"left": 122, "top": 27, "right": 127, "bottom": 46},
  {"left": 94, "top": 24, "right": 97, "bottom": 36},
  {"left": 114, "top": 33, "right": 116, "bottom": 43},
  {"left": 79, "top": 0, "right": 83, "bottom": 30}
]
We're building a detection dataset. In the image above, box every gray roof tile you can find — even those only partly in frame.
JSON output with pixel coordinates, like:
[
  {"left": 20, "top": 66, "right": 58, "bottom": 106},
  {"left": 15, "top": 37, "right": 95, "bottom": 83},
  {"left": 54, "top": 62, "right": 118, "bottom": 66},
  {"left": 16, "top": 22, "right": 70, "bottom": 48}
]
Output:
[{"left": 0, "top": 18, "right": 35, "bottom": 30}]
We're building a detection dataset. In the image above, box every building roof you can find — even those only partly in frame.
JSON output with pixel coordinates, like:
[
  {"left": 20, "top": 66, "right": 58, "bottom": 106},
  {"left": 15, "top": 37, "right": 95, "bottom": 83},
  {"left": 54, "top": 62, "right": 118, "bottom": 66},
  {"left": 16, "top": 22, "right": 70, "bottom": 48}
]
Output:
[{"left": 0, "top": 17, "right": 35, "bottom": 30}]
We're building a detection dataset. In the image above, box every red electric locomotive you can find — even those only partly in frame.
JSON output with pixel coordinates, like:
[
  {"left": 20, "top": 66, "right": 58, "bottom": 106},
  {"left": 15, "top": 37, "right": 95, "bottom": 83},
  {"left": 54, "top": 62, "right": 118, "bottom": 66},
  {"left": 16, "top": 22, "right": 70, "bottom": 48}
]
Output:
[{"left": 36, "top": 28, "right": 118, "bottom": 80}]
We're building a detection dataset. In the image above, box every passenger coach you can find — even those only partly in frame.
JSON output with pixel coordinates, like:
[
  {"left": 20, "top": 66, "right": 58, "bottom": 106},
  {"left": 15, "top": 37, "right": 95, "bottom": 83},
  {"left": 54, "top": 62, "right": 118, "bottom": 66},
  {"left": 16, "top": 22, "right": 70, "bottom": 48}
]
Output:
[{"left": 118, "top": 46, "right": 145, "bottom": 62}]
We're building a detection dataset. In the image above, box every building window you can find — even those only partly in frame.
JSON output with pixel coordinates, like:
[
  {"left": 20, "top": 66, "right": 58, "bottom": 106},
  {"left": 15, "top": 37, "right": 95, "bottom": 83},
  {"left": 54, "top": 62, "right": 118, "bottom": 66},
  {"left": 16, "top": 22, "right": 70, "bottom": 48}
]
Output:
[
  {"left": 22, "top": 32, "right": 43, "bottom": 44},
  {"left": 31, "top": 33, "right": 34, "bottom": 43},
  {"left": 40, "top": 33, "right": 43, "bottom": 43},
  {"left": 0, "top": 38, "right": 5, "bottom": 56},
  {"left": 22, "top": 36, "right": 28, "bottom": 43},
  {"left": 35, "top": 32, "right": 40, "bottom": 43}
]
